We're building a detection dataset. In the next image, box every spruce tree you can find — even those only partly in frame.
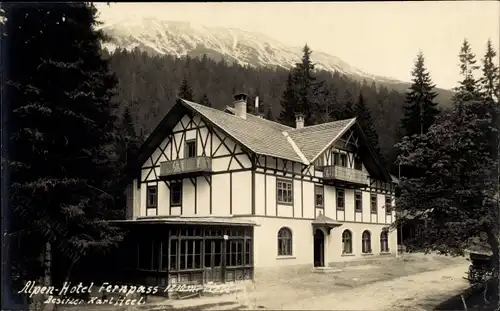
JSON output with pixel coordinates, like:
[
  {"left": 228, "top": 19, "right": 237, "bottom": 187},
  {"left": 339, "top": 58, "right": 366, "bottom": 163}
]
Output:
[
  {"left": 480, "top": 39, "right": 500, "bottom": 103},
  {"left": 178, "top": 78, "right": 194, "bottom": 101},
  {"left": 454, "top": 39, "right": 481, "bottom": 104},
  {"left": 401, "top": 52, "right": 440, "bottom": 137},
  {"left": 278, "top": 71, "right": 299, "bottom": 127},
  {"left": 340, "top": 89, "right": 356, "bottom": 119},
  {"left": 278, "top": 44, "right": 325, "bottom": 127},
  {"left": 4, "top": 2, "right": 123, "bottom": 298},
  {"left": 355, "top": 93, "right": 381, "bottom": 154},
  {"left": 199, "top": 93, "right": 212, "bottom": 107}
]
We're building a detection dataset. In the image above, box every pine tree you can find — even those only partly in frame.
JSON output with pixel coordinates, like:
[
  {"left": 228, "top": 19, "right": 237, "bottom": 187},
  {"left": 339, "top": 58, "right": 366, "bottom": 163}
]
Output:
[
  {"left": 178, "top": 78, "right": 194, "bottom": 101},
  {"left": 355, "top": 93, "right": 381, "bottom": 154},
  {"left": 278, "top": 71, "right": 299, "bottom": 127},
  {"left": 454, "top": 39, "right": 481, "bottom": 104},
  {"left": 4, "top": 2, "right": 123, "bottom": 298},
  {"left": 401, "top": 52, "right": 440, "bottom": 137},
  {"left": 480, "top": 39, "right": 500, "bottom": 103},
  {"left": 278, "top": 44, "right": 325, "bottom": 126},
  {"left": 340, "top": 89, "right": 356, "bottom": 119},
  {"left": 199, "top": 93, "right": 212, "bottom": 107}
]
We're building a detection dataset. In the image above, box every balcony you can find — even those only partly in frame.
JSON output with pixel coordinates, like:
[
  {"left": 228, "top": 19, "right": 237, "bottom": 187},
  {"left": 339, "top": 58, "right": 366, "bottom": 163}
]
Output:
[
  {"left": 322, "top": 165, "right": 369, "bottom": 188},
  {"left": 159, "top": 156, "right": 212, "bottom": 180}
]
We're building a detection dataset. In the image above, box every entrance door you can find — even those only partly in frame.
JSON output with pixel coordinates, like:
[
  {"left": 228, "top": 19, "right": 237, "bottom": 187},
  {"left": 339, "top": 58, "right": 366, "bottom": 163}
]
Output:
[
  {"left": 314, "top": 229, "right": 325, "bottom": 267},
  {"left": 203, "top": 239, "right": 225, "bottom": 283}
]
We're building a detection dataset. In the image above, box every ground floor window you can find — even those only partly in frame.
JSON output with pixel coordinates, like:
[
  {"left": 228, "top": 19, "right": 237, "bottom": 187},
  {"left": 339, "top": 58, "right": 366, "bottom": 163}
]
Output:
[
  {"left": 277, "top": 227, "right": 293, "bottom": 256},
  {"left": 342, "top": 230, "right": 352, "bottom": 254},
  {"left": 362, "top": 230, "right": 372, "bottom": 253}
]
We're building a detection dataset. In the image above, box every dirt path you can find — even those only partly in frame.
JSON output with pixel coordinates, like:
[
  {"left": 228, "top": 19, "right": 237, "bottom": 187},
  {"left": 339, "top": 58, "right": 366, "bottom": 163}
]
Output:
[{"left": 279, "top": 263, "right": 470, "bottom": 311}]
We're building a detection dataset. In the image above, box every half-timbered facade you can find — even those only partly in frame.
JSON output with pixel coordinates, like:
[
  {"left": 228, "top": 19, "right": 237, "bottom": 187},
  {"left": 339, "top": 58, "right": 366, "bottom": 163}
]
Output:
[{"left": 115, "top": 93, "right": 397, "bottom": 288}]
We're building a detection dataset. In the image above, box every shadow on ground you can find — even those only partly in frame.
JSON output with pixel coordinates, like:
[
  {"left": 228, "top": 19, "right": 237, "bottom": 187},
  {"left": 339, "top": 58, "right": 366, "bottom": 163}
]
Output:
[{"left": 432, "top": 279, "right": 499, "bottom": 311}]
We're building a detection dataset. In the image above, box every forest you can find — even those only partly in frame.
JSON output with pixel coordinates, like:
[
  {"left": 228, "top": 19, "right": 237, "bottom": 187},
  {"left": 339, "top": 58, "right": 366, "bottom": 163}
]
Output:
[{"left": 105, "top": 48, "right": 416, "bottom": 173}]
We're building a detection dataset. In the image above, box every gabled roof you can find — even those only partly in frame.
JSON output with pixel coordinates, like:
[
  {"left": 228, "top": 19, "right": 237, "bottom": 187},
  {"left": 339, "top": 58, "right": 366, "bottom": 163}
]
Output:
[
  {"left": 287, "top": 118, "right": 356, "bottom": 161},
  {"left": 134, "top": 98, "right": 393, "bottom": 182}
]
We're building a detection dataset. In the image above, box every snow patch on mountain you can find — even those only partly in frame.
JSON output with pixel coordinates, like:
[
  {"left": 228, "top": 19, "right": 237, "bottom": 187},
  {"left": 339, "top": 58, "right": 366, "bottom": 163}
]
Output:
[{"left": 100, "top": 17, "right": 401, "bottom": 84}]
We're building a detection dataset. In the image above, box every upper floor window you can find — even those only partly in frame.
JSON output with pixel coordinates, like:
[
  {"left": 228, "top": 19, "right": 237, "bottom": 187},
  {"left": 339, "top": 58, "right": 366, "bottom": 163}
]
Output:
[
  {"left": 277, "top": 179, "right": 293, "bottom": 205},
  {"left": 385, "top": 195, "right": 392, "bottom": 214},
  {"left": 355, "top": 190, "right": 362, "bottom": 212},
  {"left": 170, "top": 181, "right": 182, "bottom": 206},
  {"left": 362, "top": 230, "right": 372, "bottom": 254},
  {"left": 315, "top": 156, "right": 325, "bottom": 171},
  {"left": 315, "top": 185, "right": 324, "bottom": 208},
  {"left": 370, "top": 193, "right": 378, "bottom": 214},
  {"left": 185, "top": 140, "right": 196, "bottom": 158},
  {"left": 277, "top": 227, "right": 293, "bottom": 256},
  {"left": 342, "top": 230, "right": 352, "bottom": 254},
  {"left": 332, "top": 152, "right": 339, "bottom": 166},
  {"left": 147, "top": 186, "right": 158, "bottom": 208},
  {"left": 336, "top": 188, "right": 345, "bottom": 210},
  {"left": 354, "top": 157, "right": 362, "bottom": 170},
  {"left": 340, "top": 154, "right": 348, "bottom": 167}
]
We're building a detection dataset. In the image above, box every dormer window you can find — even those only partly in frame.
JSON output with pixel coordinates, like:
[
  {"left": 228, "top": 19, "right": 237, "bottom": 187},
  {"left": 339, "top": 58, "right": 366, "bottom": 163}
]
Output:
[{"left": 185, "top": 140, "right": 196, "bottom": 158}]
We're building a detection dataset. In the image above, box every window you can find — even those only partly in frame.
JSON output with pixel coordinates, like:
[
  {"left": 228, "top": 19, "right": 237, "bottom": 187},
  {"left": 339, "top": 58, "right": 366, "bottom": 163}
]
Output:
[
  {"left": 380, "top": 231, "right": 389, "bottom": 253},
  {"left": 370, "top": 194, "right": 378, "bottom": 214},
  {"left": 355, "top": 190, "right": 362, "bottom": 212},
  {"left": 185, "top": 140, "right": 196, "bottom": 158},
  {"left": 342, "top": 230, "right": 352, "bottom": 254},
  {"left": 226, "top": 240, "right": 244, "bottom": 267},
  {"left": 362, "top": 230, "right": 372, "bottom": 254},
  {"left": 315, "top": 156, "right": 325, "bottom": 171},
  {"left": 315, "top": 185, "right": 324, "bottom": 208},
  {"left": 340, "top": 154, "right": 348, "bottom": 167},
  {"left": 385, "top": 195, "right": 392, "bottom": 215},
  {"left": 354, "top": 157, "right": 362, "bottom": 170},
  {"left": 147, "top": 186, "right": 158, "bottom": 208},
  {"left": 332, "top": 152, "right": 339, "bottom": 166},
  {"left": 336, "top": 188, "right": 345, "bottom": 210},
  {"left": 277, "top": 227, "right": 292, "bottom": 256},
  {"left": 277, "top": 179, "right": 293, "bottom": 205},
  {"left": 170, "top": 181, "right": 182, "bottom": 206}
]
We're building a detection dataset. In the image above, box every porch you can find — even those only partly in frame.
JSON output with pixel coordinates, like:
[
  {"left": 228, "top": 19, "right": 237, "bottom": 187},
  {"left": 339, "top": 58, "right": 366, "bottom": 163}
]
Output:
[{"left": 106, "top": 217, "right": 255, "bottom": 293}]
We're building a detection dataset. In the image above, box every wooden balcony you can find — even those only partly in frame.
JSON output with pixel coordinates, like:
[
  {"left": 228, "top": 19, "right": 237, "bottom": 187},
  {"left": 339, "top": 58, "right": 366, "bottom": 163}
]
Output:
[
  {"left": 159, "top": 157, "right": 212, "bottom": 180},
  {"left": 322, "top": 165, "right": 369, "bottom": 188}
]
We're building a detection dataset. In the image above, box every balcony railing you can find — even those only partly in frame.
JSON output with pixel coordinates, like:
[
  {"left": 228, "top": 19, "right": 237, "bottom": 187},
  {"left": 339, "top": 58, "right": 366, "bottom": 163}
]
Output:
[
  {"left": 323, "top": 165, "right": 369, "bottom": 186},
  {"left": 160, "top": 156, "right": 212, "bottom": 178}
]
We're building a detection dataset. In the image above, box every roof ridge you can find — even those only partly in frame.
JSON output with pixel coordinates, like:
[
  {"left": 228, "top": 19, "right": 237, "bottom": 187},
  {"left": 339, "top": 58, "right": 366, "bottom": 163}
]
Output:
[
  {"left": 282, "top": 131, "right": 310, "bottom": 165},
  {"left": 224, "top": 105, "right": 294, "bottom": 129},
  {"left": 289, "top": 117, "right": 357, "bottom": 133}
]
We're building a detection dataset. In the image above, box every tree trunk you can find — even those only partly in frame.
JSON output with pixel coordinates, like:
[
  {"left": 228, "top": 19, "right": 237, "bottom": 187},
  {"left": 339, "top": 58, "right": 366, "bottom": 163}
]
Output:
[
  {"left": 53, "top": 259, "right": 77, "bottom": 311},
  {"left": 41, "top": 242, "right": 53, "bottom": 311}
]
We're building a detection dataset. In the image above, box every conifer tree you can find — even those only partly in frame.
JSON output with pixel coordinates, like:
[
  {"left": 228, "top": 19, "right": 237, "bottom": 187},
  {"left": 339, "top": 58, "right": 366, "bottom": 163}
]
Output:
[
  {"left": 278, "top": 44, "right": 325, "bottom": 126},
  {"left": 355, "top": 93, "right": 381, "bottom": 154},
  {"left": 3, "top": 2, "right": 124, "bottom": 302},
  {"left": 178, "top": 78, "right": 194, "bottom": 101},
  {"left": 454, "top": 39, "right": 481, "bottom": 104},
  {"left": 480, "top": 39, "right": 500, "bottom": 103},
  {"left": 401, "top": 52, "right": 440, "bottom": 137},
  {"left": 340, "top": 89, "right": 356, "bottom": 119},
  {"left": 199, "top": 93, "right": 212, "bottom": 107},
  {"left": 278, "top": 71, "right": 299, "bottom": 127}
]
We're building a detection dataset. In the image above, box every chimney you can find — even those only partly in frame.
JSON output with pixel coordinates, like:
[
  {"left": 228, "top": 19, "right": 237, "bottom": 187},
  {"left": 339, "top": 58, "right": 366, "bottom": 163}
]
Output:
[
  {"left": 255, "top": 96, "right": 263, "bottom": 118},
  {"left": 233, "top": 93, "right": 248, "bottom": 119},
  {"left": 295, "top": 113, "right": 305, "bottom": 129}
]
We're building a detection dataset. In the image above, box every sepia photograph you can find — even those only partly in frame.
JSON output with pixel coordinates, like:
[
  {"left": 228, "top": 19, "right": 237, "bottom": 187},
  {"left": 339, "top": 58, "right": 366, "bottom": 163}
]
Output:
[{"left": 1, "top": 1, "right": 499, "bottom": 311}]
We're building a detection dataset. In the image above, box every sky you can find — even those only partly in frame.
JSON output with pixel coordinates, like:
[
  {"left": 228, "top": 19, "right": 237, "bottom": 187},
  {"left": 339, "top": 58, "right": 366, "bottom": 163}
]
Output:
[{"left": 97, "top": 2, "right": 499, "bottom": 90}]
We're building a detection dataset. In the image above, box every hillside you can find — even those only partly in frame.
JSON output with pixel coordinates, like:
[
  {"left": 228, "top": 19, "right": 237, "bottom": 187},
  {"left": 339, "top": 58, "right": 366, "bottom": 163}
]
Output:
[
  {"left": 100, "top": 17, "right": 454, "bottom": 107},
  {"left": 106, "top": 48, "right": 410, "bottom": 173}
]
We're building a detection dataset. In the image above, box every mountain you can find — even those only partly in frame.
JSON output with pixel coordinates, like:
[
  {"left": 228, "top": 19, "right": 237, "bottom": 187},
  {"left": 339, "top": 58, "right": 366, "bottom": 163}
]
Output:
[{"left": 100, "top": 16, "right": 454, "bottom": 107}]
